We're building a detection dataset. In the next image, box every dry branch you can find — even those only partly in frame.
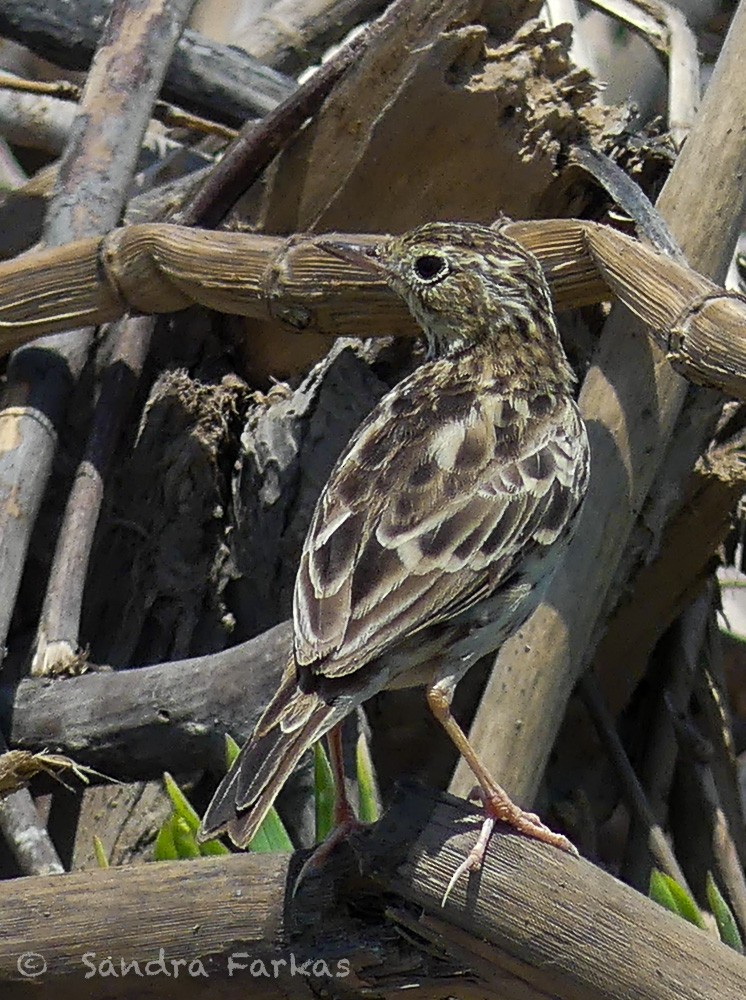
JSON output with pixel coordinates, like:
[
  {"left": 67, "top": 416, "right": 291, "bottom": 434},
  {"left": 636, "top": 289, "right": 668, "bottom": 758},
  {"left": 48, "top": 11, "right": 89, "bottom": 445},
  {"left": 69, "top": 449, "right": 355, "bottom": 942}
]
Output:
[
  {"left": 580, "top": 0, "right": 746, "bottom": 789},
  {"left": 0, "top": 0, "right": 296, "bottom": 123},
  {"left": 236, "top": 0, "right": 389, "bottom": 76},
  {"left": 169, "top": 0, "right": 404, "bottom": 229},
  {"left": 592, "top": 447, "right": 746, "bottom": 716},
  {"left": 578, "top": 673, "right": 691, "bottom": 890},
  {"left": 27, "top": 0, "right": 381, "bottom": 677},
  {"left": 3, "top": 623, "right": 291, "bottom": 778},
  {"left": 584, "top": 0, "right": 700, "bottom": 144},
  {"left": 0, "top": 0, "right": 195, "bottom": 876},
  {"left": 0, "top": 785, "right": 744, "bottom": 999},
  {"left": 0, "top": 220, "right": 745, "bottom": 398}
]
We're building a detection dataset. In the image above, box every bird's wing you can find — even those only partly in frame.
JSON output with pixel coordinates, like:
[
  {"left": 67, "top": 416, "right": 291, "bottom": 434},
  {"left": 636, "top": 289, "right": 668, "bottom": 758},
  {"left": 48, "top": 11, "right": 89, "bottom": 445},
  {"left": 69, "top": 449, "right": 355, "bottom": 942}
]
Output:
[{"left": 293, "top": 374, "right": 588, "bottom": 680}]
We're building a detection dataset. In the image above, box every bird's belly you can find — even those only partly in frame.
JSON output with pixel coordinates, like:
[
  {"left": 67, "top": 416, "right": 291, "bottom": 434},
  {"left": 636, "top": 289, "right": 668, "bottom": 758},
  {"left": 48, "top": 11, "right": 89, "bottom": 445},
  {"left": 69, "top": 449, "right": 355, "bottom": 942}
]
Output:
[{"left": 379, "top": 547, "right": 558, "bottom": 692}]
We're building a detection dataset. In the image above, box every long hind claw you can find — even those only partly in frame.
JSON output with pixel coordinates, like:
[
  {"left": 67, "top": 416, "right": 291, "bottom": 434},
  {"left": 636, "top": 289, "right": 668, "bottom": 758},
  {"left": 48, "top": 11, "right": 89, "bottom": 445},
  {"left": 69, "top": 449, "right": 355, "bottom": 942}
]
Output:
[
  {"left": 442, "top": 787, "right": 578, "bottom": 905},
  {"left": 291, "top": 815, "right": 365, "bottom": 897}
]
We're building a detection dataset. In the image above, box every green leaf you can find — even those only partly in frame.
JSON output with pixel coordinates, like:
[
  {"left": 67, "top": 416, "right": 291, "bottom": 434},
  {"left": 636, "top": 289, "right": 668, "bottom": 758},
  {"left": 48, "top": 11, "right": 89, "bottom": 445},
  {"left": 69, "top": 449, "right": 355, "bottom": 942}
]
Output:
[
  {"left": 649, "top": 869, "right": 706, "bottom": 929},
  {"left": 706, "top": 873, "right": 744, "bottom": 953},
  {"left": 92, "top": 835, "right": 110, "bottom": 869},
  {"left": 355, "top": 733, "right": 380, "bottom": 824},
  {"left": 225, "top": 733, "right": 241, "bottom": 769},
  {"left": 153, "top": 817, "right": 179, "bottom": 861},
  {"left": 171, "top": 815, "right": 200, "bottom": 859},
  {"left": 162, "top": 772, "right": 229, "bottom": 856},
  {"left": 163, "top": 772, "right": 200, "bottom": 833},
  {"left": 247, "top": 806, "right": 294, "bottom": 853},
  {"left": 314, "top": 741, "right": 335, "bottom": 843},
  {"left": 154, "top": 814, "right": 204, "bottom": 861},
  {"left": 198, "top": 836, "right": 230, "bottom": 857}
]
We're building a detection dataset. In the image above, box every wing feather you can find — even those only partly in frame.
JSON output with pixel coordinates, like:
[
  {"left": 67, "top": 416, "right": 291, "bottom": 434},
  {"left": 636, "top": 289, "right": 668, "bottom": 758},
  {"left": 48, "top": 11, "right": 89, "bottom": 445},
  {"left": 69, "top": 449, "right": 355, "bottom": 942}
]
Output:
[{"left": 293, "top": 375, "right": 588, "bottom": 680}]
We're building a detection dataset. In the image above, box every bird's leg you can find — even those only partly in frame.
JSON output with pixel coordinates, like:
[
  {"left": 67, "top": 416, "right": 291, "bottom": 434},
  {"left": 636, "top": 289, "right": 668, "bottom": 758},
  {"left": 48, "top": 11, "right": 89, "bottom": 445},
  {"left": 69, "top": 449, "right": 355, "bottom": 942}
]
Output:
[
  {"left": 327, "top": 723, "right": 360, "bottom": 829},
  {"left": 426, "top": 680, "right": 577, "bottom": 902},
  {"left": 292, "top": 724, "right": 362, "bottom": 893}
]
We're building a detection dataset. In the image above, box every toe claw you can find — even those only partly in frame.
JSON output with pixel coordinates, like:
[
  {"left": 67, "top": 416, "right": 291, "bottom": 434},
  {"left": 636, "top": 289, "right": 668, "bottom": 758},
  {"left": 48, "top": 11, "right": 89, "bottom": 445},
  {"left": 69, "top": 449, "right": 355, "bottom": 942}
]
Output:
[
  {"left": 444, "top": 791, "right": 577, "bottom": 903},
  {"left": 441, "top": 815, "right": 495, "bottom": 906}
]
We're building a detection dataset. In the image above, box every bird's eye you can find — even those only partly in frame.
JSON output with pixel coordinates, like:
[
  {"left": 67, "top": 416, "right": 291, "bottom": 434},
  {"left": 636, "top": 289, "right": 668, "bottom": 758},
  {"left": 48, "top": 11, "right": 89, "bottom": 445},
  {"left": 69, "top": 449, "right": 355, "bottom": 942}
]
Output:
[{"left": 412, "top": 254, "right": 448, "bottom": 283}]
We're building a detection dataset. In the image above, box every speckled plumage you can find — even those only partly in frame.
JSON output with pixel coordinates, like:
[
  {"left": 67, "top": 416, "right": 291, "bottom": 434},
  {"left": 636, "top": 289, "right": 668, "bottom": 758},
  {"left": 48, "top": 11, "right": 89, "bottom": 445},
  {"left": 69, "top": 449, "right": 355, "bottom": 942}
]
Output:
[{"left": 200, "top": 223, "right": 590, "bottom": 868}]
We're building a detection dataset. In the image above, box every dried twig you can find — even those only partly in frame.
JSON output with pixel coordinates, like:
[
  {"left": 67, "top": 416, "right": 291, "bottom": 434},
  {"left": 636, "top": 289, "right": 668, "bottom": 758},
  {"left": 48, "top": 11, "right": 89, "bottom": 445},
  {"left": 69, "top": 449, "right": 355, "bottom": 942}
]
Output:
[
  {"left": 0, "top": 0, "right": 296, "bottom": 124},
  {"left": 6, "top": 623, "right": 292, "bottom": 778},
  {"left": 0, "top": 71, "right": 238, "bottom": 142},
  {"left": 584, "top": 0, "right": 700, "bottom": 144},
  {"left": 578, "top": 672, "right": 691, "bottom": 890},
  {"left": 0, "top": 79, "right": 189, "bottom": 157},
  {"left": 620, "top": 594, "right": 717, "bottom": 891},
  {"left": 568, "top": 145, "right": 682, "bottom": 258},
  {"left": 0, "top": 750, "right": 101, "bottom": 799},
  {"left": 236, "top": 0, "right": 389, "bottom": 76},
  {"left": 686, "top": 609, "right": 746, "bottom": 928},
  {"left": 591, "top": 441, "right": 746, "bottom": 716},
  {"left": 31, "top": 316, "right": 156, "bottom": 676},
  {"left": 1, "top": 219, "right": 745, "bottom": 397}
]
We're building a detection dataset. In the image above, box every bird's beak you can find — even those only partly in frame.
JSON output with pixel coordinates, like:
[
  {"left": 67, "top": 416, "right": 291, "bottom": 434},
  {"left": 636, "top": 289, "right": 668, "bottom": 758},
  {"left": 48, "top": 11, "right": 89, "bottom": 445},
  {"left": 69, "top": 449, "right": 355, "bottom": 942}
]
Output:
[{"left": 317, "top": 237, "right": 385, "bottom": 274}]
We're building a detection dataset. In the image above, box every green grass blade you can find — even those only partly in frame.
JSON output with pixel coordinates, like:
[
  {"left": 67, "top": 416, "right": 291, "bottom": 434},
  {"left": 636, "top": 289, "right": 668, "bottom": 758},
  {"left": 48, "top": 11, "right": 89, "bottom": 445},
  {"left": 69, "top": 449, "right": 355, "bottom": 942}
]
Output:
[
  {"left": 314, "top": 740, "right": 335, "bottom": 843},
  {"left": 706, "top": 873, "right": 744, "bottom": 953},
  {"left": 247, "top": 806, "right": 294, "bottom": 853},
  {"left": 355, "top": 733, "right": 380, "bottom": 824},
  {"left": 198, "top": 835, "right": 230, "bottom": 857},
  {"left": 163, "top": 772, "right": 200, "bottom": 833},
  {"left": 92, "top": 835, "right": 110, "bottom": 869},
  {"left": 153, "top": 816, "right": 179, "bottom": 861},
  {"left": 649, "top": 869, "right": 705, "bottom": 928},
  {"left": 225, "top": 733, "right": 241, "bottom": 768},
  {"left": 171, "top": 815, "right": 200, "bottom": 859}
]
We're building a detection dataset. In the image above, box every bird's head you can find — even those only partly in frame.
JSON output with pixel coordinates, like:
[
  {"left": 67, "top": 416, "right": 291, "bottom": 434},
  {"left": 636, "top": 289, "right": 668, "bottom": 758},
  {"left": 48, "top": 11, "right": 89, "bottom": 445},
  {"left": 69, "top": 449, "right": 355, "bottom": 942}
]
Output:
[{"left": 321, "top": 222, "right": 568, "bottom": 380}]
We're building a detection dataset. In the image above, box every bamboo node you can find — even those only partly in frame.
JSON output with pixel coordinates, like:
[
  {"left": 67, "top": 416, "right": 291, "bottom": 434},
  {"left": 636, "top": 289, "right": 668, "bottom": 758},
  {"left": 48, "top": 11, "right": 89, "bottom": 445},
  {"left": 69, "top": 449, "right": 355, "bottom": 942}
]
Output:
[
  {"left": 667, "top": 290, "right": 746, "bottom": 360},
  {"left": 97, "top": 229, "right": 130, "bottom": 311}
]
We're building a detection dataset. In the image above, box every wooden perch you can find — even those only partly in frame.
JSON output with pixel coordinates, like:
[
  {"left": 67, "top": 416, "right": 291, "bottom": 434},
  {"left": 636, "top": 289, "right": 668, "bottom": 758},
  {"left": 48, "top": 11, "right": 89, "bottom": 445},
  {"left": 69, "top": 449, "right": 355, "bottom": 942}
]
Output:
[
  {"left": 1, "top": 219, "right": 746, "bottom": 398},
  {"left": 0, "top": 784, "right": 744, "bottom": 999}
]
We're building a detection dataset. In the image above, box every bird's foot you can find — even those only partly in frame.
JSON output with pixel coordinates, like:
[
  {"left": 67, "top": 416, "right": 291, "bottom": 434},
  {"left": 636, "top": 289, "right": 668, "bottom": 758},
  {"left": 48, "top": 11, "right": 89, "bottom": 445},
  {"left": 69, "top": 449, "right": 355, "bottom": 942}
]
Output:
[
  {"left": 292, "top": 813, "right": 367, "bottom": 897},
  {"left": 443, "top": 786, "right": 577, "bottom": 905}
]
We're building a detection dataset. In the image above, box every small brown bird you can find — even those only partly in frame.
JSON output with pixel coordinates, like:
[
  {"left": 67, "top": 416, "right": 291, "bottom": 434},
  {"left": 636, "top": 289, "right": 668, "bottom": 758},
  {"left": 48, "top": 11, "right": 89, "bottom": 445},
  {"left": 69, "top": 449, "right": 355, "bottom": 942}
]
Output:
[{"left": 199, "top": 222, "right": 590, "bottom": 892}]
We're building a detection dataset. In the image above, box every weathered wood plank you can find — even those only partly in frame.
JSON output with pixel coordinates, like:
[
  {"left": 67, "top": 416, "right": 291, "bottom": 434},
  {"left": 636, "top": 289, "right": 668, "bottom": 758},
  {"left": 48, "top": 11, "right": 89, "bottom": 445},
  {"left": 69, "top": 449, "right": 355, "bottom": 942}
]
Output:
[{"left": 0, "top": 784, "right": 743, "bottom": 999}]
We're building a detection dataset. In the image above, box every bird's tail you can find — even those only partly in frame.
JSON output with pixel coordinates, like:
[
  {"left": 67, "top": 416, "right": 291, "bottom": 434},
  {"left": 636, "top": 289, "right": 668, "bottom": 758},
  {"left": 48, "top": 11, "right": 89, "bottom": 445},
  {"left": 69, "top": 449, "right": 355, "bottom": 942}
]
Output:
[{"left": 198, "top": 659, "right": 340, "bottom": 847}]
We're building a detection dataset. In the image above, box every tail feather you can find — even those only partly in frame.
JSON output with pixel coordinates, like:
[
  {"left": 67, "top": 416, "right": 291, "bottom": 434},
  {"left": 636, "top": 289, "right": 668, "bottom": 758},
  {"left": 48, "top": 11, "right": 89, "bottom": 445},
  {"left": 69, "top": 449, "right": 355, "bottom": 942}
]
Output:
[{"left": 198, "top": 665, "right": 340, "bottom": 847}]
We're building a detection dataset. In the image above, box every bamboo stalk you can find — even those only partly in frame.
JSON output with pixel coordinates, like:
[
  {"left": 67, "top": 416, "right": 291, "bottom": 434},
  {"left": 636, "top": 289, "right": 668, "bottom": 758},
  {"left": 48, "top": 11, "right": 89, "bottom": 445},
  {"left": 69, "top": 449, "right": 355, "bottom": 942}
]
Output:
[
  {"left": 450, "top": 0, "right": 746, "bottom": 807},
  {"left": 1, "top": 219, "right": 745, "bottom": 398}
]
